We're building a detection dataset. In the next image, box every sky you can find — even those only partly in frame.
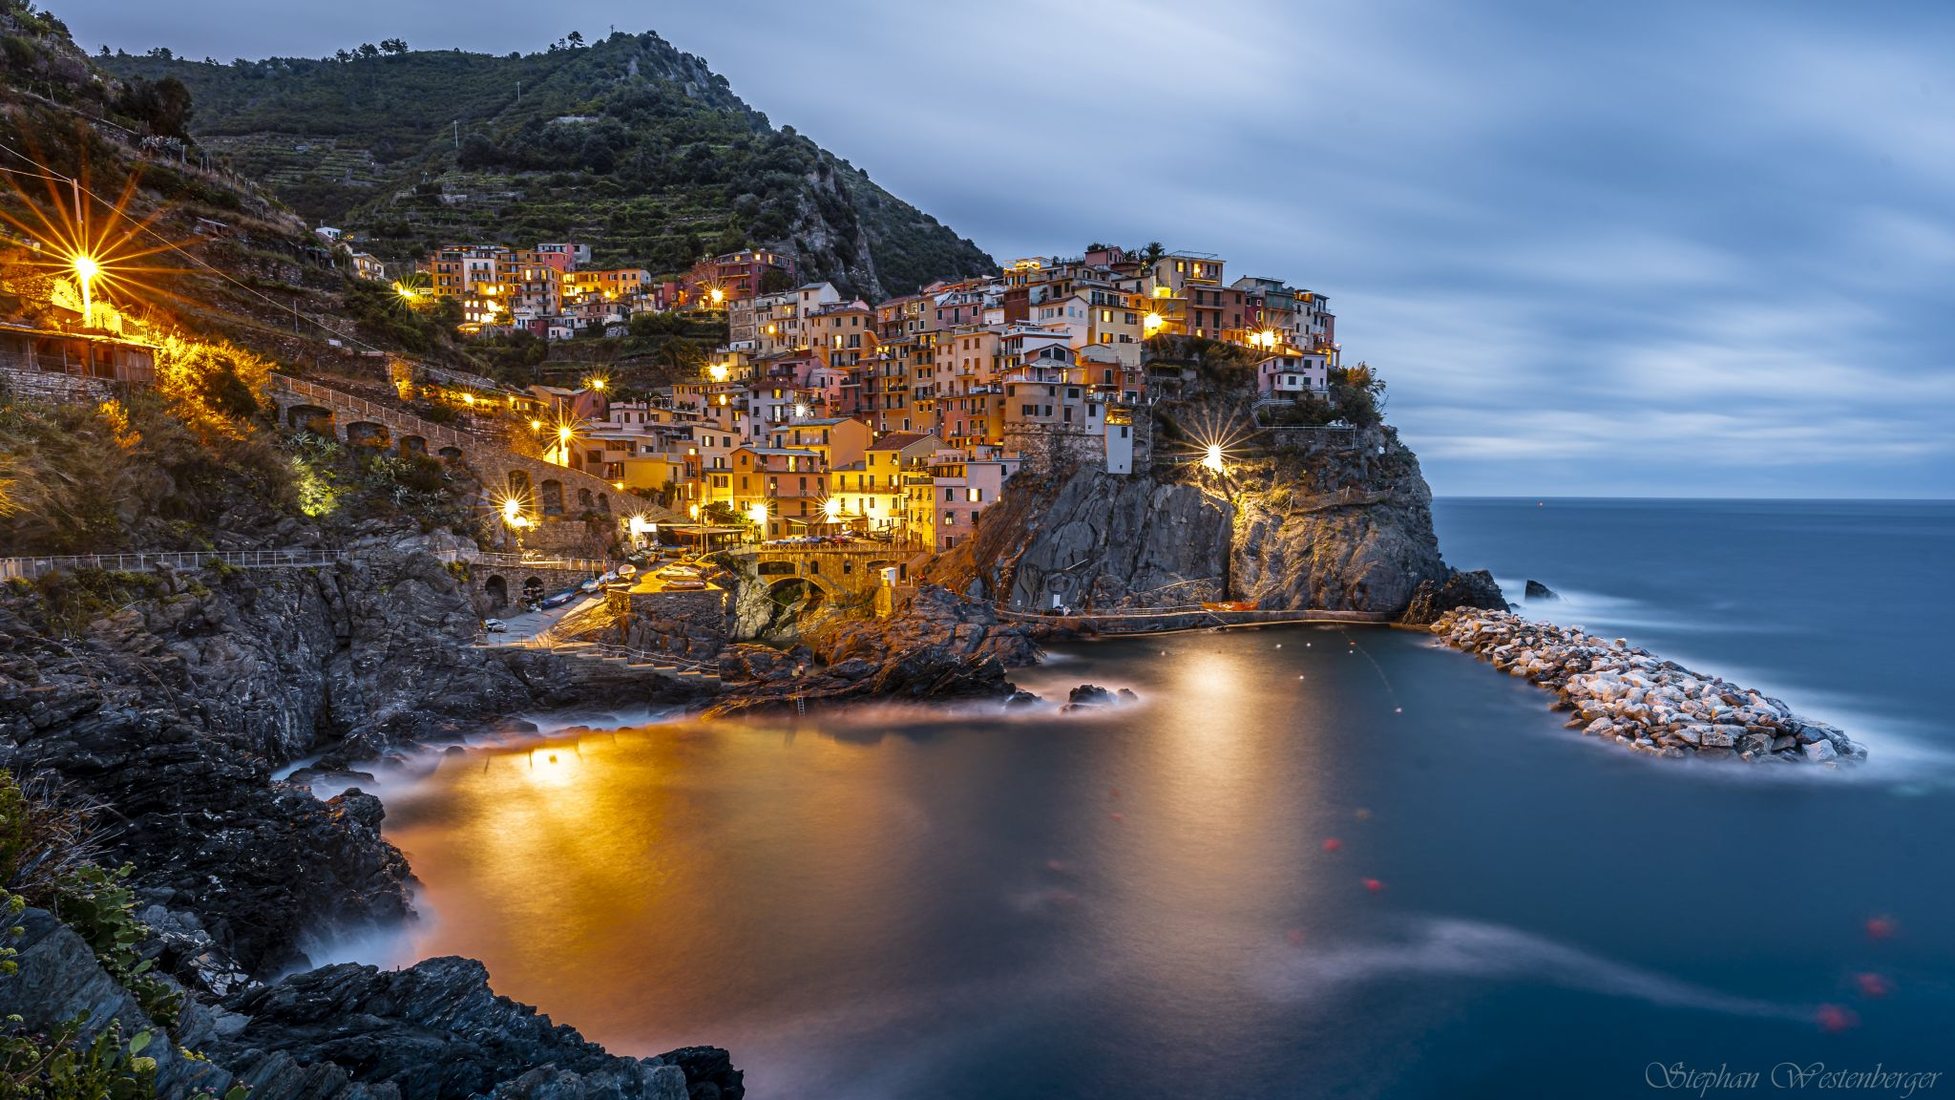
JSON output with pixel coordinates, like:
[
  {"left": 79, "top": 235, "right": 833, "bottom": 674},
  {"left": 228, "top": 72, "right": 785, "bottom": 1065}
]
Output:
[{"left": 51, "top": 0, "right": 1955, "bottom": 497}]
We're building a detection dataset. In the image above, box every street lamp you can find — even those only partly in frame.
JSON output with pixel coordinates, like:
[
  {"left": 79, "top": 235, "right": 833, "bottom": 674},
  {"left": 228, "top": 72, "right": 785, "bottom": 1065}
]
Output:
[
  {"left": 747, "top": 501, "right": 768, "bottom": 542},
  {"left": 71, "top": 253, "right": 99, "bottom": 326},
  {"left": 1203, "top": 442, "right": 1225, "bottom": 474},
  {"left": 709, "top": 286, "right": 725, "bottom": 306}
]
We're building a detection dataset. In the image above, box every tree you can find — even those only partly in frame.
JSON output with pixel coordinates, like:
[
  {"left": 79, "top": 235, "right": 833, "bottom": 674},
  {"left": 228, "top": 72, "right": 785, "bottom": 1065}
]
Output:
[
  {"left": 566, "top": 30, "right": 585, "bottom": 48},
  {"left": 335, "top": 48, "right": 352, "bottom": 63},
  {"left": 356, "top": 42, "right": 380, "bottom": 59},
  {"left": 379, "top": 38, "right": 407, "bottom": 55}
]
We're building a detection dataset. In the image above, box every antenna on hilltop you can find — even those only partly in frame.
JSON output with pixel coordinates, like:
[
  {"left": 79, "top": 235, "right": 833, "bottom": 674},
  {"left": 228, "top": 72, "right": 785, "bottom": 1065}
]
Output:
[{"left": 453, "top": 120, "right": 459, "bottom": 149}]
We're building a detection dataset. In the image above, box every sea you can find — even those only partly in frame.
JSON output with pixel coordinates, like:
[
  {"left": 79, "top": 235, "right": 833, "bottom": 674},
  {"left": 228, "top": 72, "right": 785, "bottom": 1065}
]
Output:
[{"left": 335, "top": 499, "right": 1955, "bottom": 1098}]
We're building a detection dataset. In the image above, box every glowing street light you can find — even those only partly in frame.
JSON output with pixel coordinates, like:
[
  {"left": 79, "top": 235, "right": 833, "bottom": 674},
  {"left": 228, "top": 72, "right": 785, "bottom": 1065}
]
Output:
[
  {"left": 586, "top": 375, "right": 607, "bottom": 392},
  {"left": 71, "top": 253, "right": 99, "bottom": 325},
  {"left": 708, "top": 363, "right": 730, "bottom": 383},
  {"left": 1202, "top": 442, "right": 1226, "bottom": 474},
  {"left": 689, "top": 503, "right": 701, "bottom": 521},
  {"left": 747, "top": 501, "right": 769, "bottom": 540},
  {"left": 709, "top": 286, "right": 725, "bottom": 306},
  {"left": 1143, "top": 312, "right": 1164, "bottom": 335}
]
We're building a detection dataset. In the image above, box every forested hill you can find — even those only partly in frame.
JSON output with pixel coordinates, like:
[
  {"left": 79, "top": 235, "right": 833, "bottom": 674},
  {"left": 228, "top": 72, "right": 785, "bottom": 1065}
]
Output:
[{"left": 101, "top": 31, "right": 997, "bottom": 299}]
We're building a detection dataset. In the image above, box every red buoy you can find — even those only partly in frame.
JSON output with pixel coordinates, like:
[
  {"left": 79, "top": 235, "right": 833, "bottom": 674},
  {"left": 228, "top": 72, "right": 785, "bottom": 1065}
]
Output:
[{"left": 1815, "top": 1004, "right": 1859, "bottom": 1032}]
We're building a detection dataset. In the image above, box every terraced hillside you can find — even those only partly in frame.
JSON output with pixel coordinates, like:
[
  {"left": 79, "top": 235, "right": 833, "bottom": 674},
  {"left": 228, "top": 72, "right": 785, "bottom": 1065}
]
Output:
[{"left": 103, "top": 33, "right": 997, "bottom": 299}]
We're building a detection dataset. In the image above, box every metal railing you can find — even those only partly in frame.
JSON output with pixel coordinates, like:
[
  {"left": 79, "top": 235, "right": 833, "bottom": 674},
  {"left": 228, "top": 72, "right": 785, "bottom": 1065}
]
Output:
[
  {"left": 432, "top": 549, "right": 611, "bottom": 574},
  {"left": 994, "top": 605, "right": 1393, "bottom": 626},
  {"left": 0, "top": 548, "right": 348, "bottom": 582}
]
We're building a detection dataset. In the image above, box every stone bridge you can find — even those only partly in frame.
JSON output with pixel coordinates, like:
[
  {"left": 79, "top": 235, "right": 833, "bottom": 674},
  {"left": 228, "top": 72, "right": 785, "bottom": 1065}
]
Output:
[
  {"left": 267, "top": 374, "right": 682, "bottom": 533},
  {"left": 724, "top": 546, "right": 911, "bottom": 605}
]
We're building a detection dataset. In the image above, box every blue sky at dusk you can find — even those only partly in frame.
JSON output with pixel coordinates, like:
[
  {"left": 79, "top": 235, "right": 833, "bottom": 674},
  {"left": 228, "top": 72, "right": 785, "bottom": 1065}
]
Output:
[{"left": 54, "top": 0, "right": 1955, "bottom": 497}]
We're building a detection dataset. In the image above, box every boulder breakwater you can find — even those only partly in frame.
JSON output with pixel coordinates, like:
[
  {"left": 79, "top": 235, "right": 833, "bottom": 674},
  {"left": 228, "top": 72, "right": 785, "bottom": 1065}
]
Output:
[{"left": 1430, "top": 610, "right": 1865, "bottom": 764}]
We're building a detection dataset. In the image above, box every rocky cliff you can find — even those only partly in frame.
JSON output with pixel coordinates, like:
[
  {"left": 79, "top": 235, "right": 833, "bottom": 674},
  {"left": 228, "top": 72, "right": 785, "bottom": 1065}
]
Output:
[
  {"left": 938, "top": 425, "right": 1493, "bottom": 617},
  {"left": 0, "top": 531, "right": 691, "bottom": 978}
]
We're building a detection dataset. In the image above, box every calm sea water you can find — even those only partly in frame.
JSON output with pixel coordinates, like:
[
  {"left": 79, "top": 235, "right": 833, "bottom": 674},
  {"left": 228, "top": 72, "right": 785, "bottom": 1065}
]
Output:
[{"left": 347, "top": 499, "right": 1955, "bottom": 1099}]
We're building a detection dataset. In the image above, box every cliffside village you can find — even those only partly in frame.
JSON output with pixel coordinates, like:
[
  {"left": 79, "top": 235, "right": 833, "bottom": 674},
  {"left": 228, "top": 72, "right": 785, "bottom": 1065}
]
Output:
[{"left": 379, "top": 241, "right": 1345, "bottom": 552}]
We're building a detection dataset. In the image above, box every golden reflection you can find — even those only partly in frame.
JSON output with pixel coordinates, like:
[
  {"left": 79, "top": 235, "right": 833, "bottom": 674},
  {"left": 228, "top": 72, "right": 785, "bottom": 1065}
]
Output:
[{"left": 387, "top": 721, "right": 938, "bottom": 1054}]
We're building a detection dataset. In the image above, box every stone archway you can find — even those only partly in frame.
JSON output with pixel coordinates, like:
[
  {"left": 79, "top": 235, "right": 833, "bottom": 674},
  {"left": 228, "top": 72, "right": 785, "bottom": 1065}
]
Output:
[
  {"left": 540, "top": 479, "right": 565, "bottom": 516},
  {"left": 399, "top": 435, "right": 428, "bottom": 455},
  {"left": 438, "top": 446, "right": 464, "bottom": 460},
  {"left": 484, "top": 574, "right": 509, "bottom": 607},
  {"left": 522, "top": 576, "right": 546, "bottom": 604},
  {"left": 577, "top": 488, "right": 594, "bottom": 513},
  {"left": 345, "top": 421, "right": 390, "bottom": 447},
  {"left": 766, "top": 575, "right": 828, "bottom": 614},
  {"left": 286, "top": 404, "right": 334, "bottom": 434},
  {"left": 507, "top": 470, "right": 533, "bottom": 504}
]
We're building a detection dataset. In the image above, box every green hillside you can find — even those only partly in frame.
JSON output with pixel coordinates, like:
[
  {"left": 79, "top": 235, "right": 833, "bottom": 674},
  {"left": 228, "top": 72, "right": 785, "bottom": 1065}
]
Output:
[{"left": 101, "top": 32, "right": 997, "bottom": 299}]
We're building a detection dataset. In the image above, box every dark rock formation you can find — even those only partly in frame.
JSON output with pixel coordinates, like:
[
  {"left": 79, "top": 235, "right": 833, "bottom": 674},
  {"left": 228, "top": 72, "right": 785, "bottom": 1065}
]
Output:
[
  {"left": 938, "top": 425, "right": 1466, "bottom": 617},
  {"left": 0, "top": 908, "right": 232, "bottom": 1096},
  {"left": 0, "top": 535, "right": 702, "bottom": 977},
  {"left": 196, "top": 956, "right": 741, "bottom": 1099},
  {"left": 1399, "top": 569, "right": 1508, "bottom": 626},
  {"left": 708, "top": 586, "right": 1039, "bottom": 715},
  {"left": 1524, "top": 579, "right": 1559, "bottom": 601}
]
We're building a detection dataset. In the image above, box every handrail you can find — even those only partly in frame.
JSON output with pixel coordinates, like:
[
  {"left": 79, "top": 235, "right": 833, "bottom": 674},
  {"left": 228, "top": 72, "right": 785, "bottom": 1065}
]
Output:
[
  {"left": 0, "top": 546, "right": 623, "bottom": 583},
  {"left": 432, "top": 549, "right": 611, "bottom": 574},
  {"left": 0, "top": 548, "right": 349, "bottom": 582},
  {"left": 994, "top": 605, "right": 1394, "bottom": 624}
]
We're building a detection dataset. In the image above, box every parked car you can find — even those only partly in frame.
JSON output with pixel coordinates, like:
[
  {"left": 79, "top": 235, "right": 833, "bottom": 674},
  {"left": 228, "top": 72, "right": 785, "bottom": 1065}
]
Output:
[{"left": 482, "top": 619, "right": 508, "bottom": 633}]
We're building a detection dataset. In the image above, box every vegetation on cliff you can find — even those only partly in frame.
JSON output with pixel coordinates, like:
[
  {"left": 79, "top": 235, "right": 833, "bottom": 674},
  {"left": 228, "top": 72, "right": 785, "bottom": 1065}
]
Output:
[{"left": 101, "top": 31, "right": 998, "bottom": 298}]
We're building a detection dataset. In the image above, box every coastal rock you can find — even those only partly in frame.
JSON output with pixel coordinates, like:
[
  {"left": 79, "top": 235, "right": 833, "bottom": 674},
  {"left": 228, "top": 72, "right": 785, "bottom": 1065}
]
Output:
[
  {"left": 1428, "top": 609, "right": 1864, "bottom": 765},
  {"left": 0, "top": 908, "right": 232, "bottom": 1096},
  {"left": 204, "top": 956, "right": 742, "bottom": 1098},
  {"left": 706, "top": 587, "right": 1039, "bottom": 715},
  {"left": 1399, "top": 569, "right": 1507, "bottom": 626},
  {"left": 930, "top": 426, "right": 1469, "bottom": 617},
  {"left": 1524, "top": 579, "right": 1559, "bottom": 601},
  {"left": 1067, "top": 684, "right": 1119, "bottom": 706},
  {"left": 0, "top": 534, "right": 709, "bottom": 977}
]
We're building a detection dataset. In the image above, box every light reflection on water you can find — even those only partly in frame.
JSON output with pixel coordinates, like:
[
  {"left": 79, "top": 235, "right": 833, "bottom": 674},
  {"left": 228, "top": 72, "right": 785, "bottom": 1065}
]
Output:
[{"left": 365, "top": 611, "right": 1955, "bottom": 1099}]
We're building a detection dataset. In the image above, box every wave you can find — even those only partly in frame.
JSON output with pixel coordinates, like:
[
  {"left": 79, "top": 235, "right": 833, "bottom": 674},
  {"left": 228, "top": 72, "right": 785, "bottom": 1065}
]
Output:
[{"left": 1251, "top": 915, "right": 1804, "bottom": 1020}]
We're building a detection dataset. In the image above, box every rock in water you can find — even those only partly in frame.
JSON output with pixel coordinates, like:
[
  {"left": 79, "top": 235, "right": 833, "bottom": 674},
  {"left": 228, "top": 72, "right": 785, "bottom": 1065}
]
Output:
[
  {"left": 1067, "top": 684, "right": 1119, "bottom": 706},
  {"left": 1524, "top": 579, "right": 1559, "bottom": 601},
  {"left": 203, "top": 956, "right": 742, "bottom": 1098},
  {"left": 1399, "top": 569, "right": 1507, "bottom": 625},
  {"left": 1427, "top": 608, "right": 1865, "bottom": 765}
]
